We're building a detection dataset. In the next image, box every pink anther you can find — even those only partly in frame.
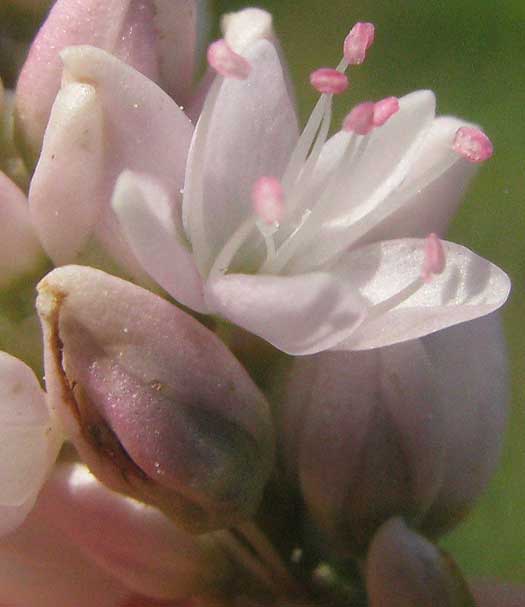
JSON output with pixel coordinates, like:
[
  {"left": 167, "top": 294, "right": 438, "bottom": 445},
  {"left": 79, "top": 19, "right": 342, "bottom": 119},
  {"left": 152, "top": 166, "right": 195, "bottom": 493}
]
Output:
[
  {"left": 342, "top": 102, "right": 376, "bottom": 135},
  {"left": 207, "top": 39, "right": 251, "bottom": 80},
  {"left": 252, "top": 177, "right": 285, "bottom": 225},
  {"left": 373, "top": 96, "right": 399, "bottom": 126},
  {"left": 343, "top": 22, "right": 375, "bottom": 65},
  {"left": 421, "top": 233, "right": 446, "bottom": 283},
  {"left": 453, "top": 127, "right": 493, "bottom": 163},
  {"left": 310, "top": 68, "right": 349, "bottom": 94}
]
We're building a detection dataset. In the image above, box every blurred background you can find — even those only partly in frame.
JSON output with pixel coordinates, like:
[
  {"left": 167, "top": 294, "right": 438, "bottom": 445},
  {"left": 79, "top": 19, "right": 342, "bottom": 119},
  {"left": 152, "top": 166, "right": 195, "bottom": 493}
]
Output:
[{"left": 2, "top": 0, "right": 525, "bottom": 585}]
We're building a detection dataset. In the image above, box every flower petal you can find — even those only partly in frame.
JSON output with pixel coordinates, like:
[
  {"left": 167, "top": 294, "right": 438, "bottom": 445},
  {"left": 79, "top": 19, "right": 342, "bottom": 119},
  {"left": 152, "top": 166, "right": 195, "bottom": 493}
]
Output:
[
  {"left": 205, "top": 272, "right": 366, "bottom": 355},
  {"left": 0, "top": 485, "right": 130, "bottom": 607},
  {"left": 0, "top": 170, "right": 43, "bottom": 287},
  {"left": 153, "top": 0, "right": 204, "bottom": 103},
  {"left": 15, "top": 0, "right": 160, "bottom": 162},
  {"left": 0, "top": 495, "right": 38, "bottom": 538},
  {"left": 357, "top": 116, "right": 479, "bottom": 244},
  {"left": 37, "top": 462, "right": 230, "bottom": 600},
  {"left": 289, "top": 91, "right": 436, "bottom": 271},
  {"left": 29, "top": 82, "right": 104, "bottom": 264},
  {"left": 0, "top": 352, "right": 61, "bottom": 509},
  {"left": 30, "top": 46, "right": 193, "bottom": 274},
  {"left": 112, "top": 171, "right": 207, "bottom": 313},
  {"left": 184, "top": 38, "right": 299, "bottom": 275},
  {"left": 333, "top": 238, "right": 510, "bottom": 350}
]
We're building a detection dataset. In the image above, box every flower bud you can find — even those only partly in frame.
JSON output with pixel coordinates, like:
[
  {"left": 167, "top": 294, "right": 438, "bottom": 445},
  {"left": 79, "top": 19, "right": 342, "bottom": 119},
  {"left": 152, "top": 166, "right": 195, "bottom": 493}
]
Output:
[
  {"left": 366, "top": 517, "right": 476, "bottom": 607},
  {"left": 280, "top": 313, "right": 508, "bottom": 555},
  {"left": 15, "top": 0, "right": 204, "bottom": 165},
  {"left": 37, "top": 265, "right": 275, "bottom": 532}
]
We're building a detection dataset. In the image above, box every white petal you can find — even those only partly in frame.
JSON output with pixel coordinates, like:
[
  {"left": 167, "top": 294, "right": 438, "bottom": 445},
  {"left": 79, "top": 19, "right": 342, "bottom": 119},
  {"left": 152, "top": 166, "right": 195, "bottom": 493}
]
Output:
[
  {"left": 205, "top": 272, "right": 366, "bottom": 355},
  {"left": 184, "top": 38, "right": 299, "bottom": 275},
  {"left": 356, "top": 116, "right": 479, "bottom": 245},
  {"left": 0, "top": 352, "right": 61, "bottom": 507},
  {"left": 333, "top": 238, "right": 510, "bottom": 350},
  {"left": 112, "top": 171, "right": 207, "bottom": 313},
  {"left": 289, "top": 91, "right": 436, "bottom": 271},
  {"left": 29, "top": 82, "right": 104, "bottom": 264}
]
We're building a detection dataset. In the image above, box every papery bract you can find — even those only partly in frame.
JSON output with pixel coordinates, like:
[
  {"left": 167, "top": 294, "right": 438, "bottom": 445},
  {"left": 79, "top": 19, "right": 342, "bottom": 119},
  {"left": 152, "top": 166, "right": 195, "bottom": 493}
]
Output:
[{"left": 36, "top": 265, "right": 275, "bottom": 532}]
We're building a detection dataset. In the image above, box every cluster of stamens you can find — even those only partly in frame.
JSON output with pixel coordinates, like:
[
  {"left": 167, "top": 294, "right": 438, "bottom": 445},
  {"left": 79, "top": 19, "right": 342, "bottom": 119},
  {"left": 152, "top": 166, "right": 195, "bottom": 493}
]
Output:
[{"left": 205, "top": 21, "right": 493, "bottom": 287}]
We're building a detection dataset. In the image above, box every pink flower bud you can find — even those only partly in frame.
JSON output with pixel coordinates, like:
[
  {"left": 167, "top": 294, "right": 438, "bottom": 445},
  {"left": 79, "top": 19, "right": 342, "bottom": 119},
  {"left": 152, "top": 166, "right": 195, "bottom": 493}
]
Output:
[
  {"left": 15, "top": 0, "right": 160, "bottom": 164},
  {"left": 366, "top": 518, "right": 476, "bottom": 606},
  {"left": 36, "top": 266, "right": 274, "bottom": 533},
  {"left": 280, "top": 314, "right": 508, "bottom": 554}
]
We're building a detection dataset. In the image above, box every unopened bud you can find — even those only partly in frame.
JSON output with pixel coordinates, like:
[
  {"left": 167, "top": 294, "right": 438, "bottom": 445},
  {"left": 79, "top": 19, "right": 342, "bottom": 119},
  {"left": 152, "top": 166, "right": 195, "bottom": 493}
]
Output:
[
  {"left": 36, "top": 266, "right": 274, "bottom": 533},
  {"left": 366, "top": 518, "right": 476, "bottom": 607},
  {"left": 280, "top": 314, "right": 508, "bottom": 554}
]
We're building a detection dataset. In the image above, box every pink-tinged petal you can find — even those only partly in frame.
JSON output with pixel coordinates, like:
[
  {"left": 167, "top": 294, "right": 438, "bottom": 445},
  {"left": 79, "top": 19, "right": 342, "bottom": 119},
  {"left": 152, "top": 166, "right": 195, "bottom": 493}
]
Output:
[
  {"left": 0, "top": 485, "right": 130, "bottom": 607},
  {"left": 358, "top": 116, "right": 479, "bottom": 244},
  {"left": 419, "top": 313, "right": 509, "bottom": 535},
  {"left": 15, "top": 0, "right": 160, "bottom": 162},
  {"left": 153, "top": 0, "right": 204, "bottom": 103},
  {"left": 333, "top": 238, "right": 510, "bottom": 350},
  {"left": 366, "top": 518, "right": 475, "bottom": 607},
  {"left": 37, "top": 266, "right": 274, "bottom": 532},
  {"left": 0, "top": 495, "right": 38, "bottom": 537},
  {"left": 0, "top": 171, "right": 43, "bottom": 287},
  {"left": 205, "top": 272, "right": 366, "bottom": 356},
  {"left": 112, "top": 171, "right": 207, "bottom": 313},
  {"left": 0, "top": 352, "right": 62, "bottom": 510},
  {"left": 29, "top": 82, "right": 104, "bottom": 265},
  {"left": 281, "top": 342, "right": 446, "bottom": 555},
  {"left": 184, "top": 38, "right": 299, "bottom": 275},
  {"left": 289, "top": 91, "right": 437, "bottom": 272},
  {"left": 30, "top": 46, "right": 193, "bottom": 274},
  {"left": 37, "top": 462, "right": 231, "bottom": 599}
]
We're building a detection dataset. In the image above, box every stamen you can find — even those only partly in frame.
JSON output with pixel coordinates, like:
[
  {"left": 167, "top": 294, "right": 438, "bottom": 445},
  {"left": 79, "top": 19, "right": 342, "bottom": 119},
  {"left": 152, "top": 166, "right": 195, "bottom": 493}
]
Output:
[
  {"left": 421, "top": 233, "right": 446, "bottom": 282},
  {"left": 207, "top": 39, "right": 251, "bottom": 79},
  {"left": 373, "top": 96, "right": 400, "bottom": 126},
  {"left": 310, "top": 68, "right": 349, "bottom": 95},
  {"left": 252, "top": 177, "right": 285, "bottom": 225},
  {"left": 343, "top": 22, "right": 375, "bottom": 65},
  {"left": 453, "top": 127, "right": 493, "bottom": 163},
  {"left": 342, "top": 102, "right": 376, "bottom": 135}
]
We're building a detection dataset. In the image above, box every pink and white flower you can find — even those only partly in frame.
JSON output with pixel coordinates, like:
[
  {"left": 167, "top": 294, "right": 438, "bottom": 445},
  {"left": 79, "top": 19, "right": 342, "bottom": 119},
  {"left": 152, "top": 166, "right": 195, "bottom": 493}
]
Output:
[{"left": 110, "top": 10, "right": 509, "bottom": 355}]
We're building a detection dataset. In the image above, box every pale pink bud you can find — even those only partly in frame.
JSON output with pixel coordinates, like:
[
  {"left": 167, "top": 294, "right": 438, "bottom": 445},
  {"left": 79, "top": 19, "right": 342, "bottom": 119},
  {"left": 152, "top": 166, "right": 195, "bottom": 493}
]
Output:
[
  {"left": 15, "top": 0, "right": 160, "bottom": 163},
  {"left": 366, "top": 518, "right": 476, "bottom": 606},
  {"left": 207, "top": 39, "right": 251, "bottom": 79},
  {"left": 36, "top": 266, "right": 274, "bottom": 533},
  {"left": 280, "top": 314, "right": 508, "bottom": 554}
]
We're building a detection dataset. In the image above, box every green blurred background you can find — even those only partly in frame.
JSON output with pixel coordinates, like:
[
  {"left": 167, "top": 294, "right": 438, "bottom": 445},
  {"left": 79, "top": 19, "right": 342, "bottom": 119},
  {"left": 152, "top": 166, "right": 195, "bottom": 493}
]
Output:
[
  {"left": 3, "top": 0, "right": 524, "bottom": 585},
  {"left": 213, "top": 0, "right": 525, "bottom": 583}
]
